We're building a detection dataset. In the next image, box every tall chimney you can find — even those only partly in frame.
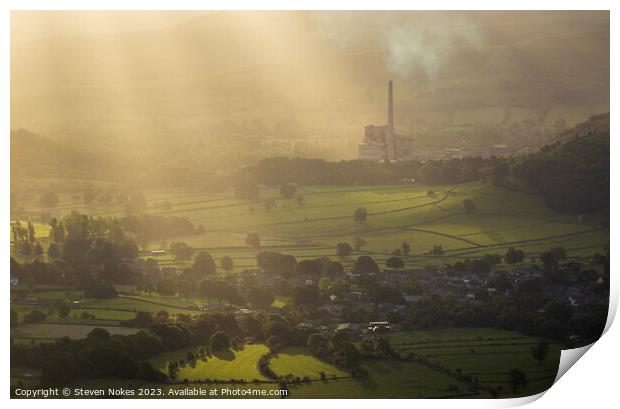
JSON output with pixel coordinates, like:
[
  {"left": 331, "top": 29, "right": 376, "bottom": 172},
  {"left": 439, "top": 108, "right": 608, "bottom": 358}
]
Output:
[
  {"left": 388, "top": 80, "right": 394, "bottom": 130},
  {"left": 386, "top": 80, "right": 395, "bottom": 160}
]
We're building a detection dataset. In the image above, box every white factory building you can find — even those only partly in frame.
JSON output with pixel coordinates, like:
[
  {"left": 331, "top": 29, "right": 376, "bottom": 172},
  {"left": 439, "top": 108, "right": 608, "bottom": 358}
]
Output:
[{"left": 358, "top": 80, "right": 414, "bottom": 161}]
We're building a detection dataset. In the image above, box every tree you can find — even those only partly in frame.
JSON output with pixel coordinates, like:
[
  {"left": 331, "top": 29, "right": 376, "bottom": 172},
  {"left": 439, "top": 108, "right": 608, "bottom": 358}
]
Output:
[
  {"left": 329, "top": 279, "right": 350, "bottom": 296},
  {"left": 221, "top": 255, "right": 234, "bottom": 272},
  {"left": 27, "top": 221, "right": 36, "bottom": 243},
  {"left": 531, "top": 340, "right": 549, "bottom": 365},
  {"left": 209, "top": 331, "right": 230, "bottom": 352},
  {"left": 354, "top": 208, "right": 368, "bottom": 223},
  {"left": 155, "top": 310, "right": 170, "bottom": 322},
  {"left": 509, "top": 368, "right": 528, "bottom": 393},
  {"left": 56, "top": 301, "right": 71, "bottom": 319},
  {"left": 131, "top": 311, "right": 153, "bottom": 327},
  {"left": 157, "top": 277, "right": 177, "bottom": 296},
  {"left": 33, "top": 242, "right": 44, "bottom": 257},
  {"left": 319, "top": 277, "right": 332, "bottom": 291},
  {"left": 353, "top": 256, "right": 380, "bottom": 275},
  {"left": 336, "top": 242, "right": 353, "bottom": 257},
  {"left": 540, "top": 251, "right": 558, "bottom": 270},
  {"left": 40, "top": 351, "right": 79, "bottom": 386},
  {"left": 353, "top": 236, "right": 367, "bottom": 252},
  {"left": 307, "top": 333, "right": 330, "bottom": 356},
  {"left": 246, "top": 233, "right": 261, "bottom": 249},
  {"left": 431, "top": 245, "right": 444, "bottom": 256},
  {"left": 23, "top": 310, "right": 45, "bottom": 324},
  {"left": 247, "top": 287, "right": 275, "bottom": 308},
  {"left": 331, "top": 331, "right": 351, "bottom": 347},
  {"left": 87, "top": 327, "right": 111, "bottom": 342},
  {"left": 256, "top": 252, "right": 297, "bottom": 276},
  {"left": 297, "top": 259, "right": 320, "bottom": 276},
  {"left": 39, "top": 192, "right": 59, "bottom": 208},
  {"left": 550, "top": 247, "right": 567, "bottom": 261},
  {"left": 386, "top": 256, "right": 405, "bottom": 269},
  {"left": 137, "top": 361, "right": 167, "bottom": 382},
  {"left": 296, "top": 194, "right": 305, "bottom": 207},
  {"left": 463, "top": 198, "right": 477, "bottom": 214},
  {"left": 402, "top": 241, "right": 411, "bottom": 256},
  {"left": 292, "top": 285, "right": 320, "bottom": 306},
  {"left": 280, "top": 184, "right": 297, "bottom": 199},
  {"left": 169, "top": 242, "right": 194, "bottom": 263},
  {"left": 198, "top": 278, "right": 220, "bottom": 302},
  {"left": 484, "top": 253, "right": 502, "bottom": 267},
  {"left": 176, "top": 279, "right": 193, "bottom": 298},
  {"left": 504, "top": 247, "right": 525, "bottom": 265},
  {"left": 325, "top": 261, "right": 344, "bottom": 276},
  {"left": 47, "top": 242, "right": 61, "bottom": 259},
  {"left": 373, "top": 337, "right": 395, "bottom": 357},
  {"left": 333, "top": 342, "right": 362, "bottom": 369},
  {"left": 192, "top": 251, "right": 216, "bottom": 276},
  {"left": 49, "top": 220, "right": 65, "bottom": 243}
]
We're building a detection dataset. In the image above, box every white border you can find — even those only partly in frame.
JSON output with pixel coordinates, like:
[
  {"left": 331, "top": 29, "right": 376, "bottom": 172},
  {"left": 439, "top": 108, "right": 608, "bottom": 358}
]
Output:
[{"left": 2, "top": 2, "right": 617, "bottom": 408}]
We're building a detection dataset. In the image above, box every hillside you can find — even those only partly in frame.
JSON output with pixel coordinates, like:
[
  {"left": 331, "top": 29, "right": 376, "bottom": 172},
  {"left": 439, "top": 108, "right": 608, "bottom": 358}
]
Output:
[{"left": 510, "top": 113, "right": 610, "bottom": 214}]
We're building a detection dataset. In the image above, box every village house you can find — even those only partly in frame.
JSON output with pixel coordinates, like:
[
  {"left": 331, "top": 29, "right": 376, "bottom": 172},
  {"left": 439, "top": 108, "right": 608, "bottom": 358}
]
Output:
[{"left": 335, "top": 322, "right": 364, "bottom": 339}]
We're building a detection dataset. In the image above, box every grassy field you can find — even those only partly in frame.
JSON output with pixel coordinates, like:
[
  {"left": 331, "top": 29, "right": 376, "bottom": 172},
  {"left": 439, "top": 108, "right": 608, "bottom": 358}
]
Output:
[
  {"left": 384, "top": 328, "right": 561, "bottom": 397},
  {"left": 270, "top": 347, "right": 349, "bottom": 379},
  {"left": 10, "top": 181, "right": 601, "bottom": 397},
  {"left": 287, "top": 358, "right": 473, "bottom": 398},
  {"left": 149, "top": 344, "right": 270, "bottom": 382},
  {"left": 11, "top": 181, "right": 608, "bottom": 342},
  {"left": 10, "top": 328, "right": 560, "bottom": 398},
  {"left": 15, "top": 181, "right": 608, "bottom": 273}
]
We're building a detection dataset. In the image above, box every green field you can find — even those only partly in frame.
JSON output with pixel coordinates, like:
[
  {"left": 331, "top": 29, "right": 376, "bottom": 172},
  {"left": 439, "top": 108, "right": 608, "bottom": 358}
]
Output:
[
  {"left": 384, "top": 328, "right": 561, "bottom": 397},
  {"left": 16, "top": 181, "right": 608, "bottom": 272},
  {"left": 287, "top": 358, "right": 472, "bottom": 398},
  {"left": 270, "top": 347, "right": 349, "bottom": 379},
  {"left": 149, "top": 344, "right": 270, "bottom": 382},
  {"left": 11, "top": 181, "right": 607, "bottom": 343},
  {"left": 10, "top": 328, "right": 561, "bottom": 398}
]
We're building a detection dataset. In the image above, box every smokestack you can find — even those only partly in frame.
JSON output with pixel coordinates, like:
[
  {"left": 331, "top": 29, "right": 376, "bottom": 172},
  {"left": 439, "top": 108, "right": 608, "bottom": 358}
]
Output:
[
  {"left": 388, "top": 80, "right": 394, "bottom": 130},
  {"left": 386, "top": 80, "right": 395, "bottom": 160}
]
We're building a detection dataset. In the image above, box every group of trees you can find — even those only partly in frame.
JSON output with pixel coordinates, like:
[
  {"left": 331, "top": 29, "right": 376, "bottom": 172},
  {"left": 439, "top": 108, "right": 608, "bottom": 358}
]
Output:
[
  {"left": 399, "top": 275, "right": 607, "bottom": 344},
  {"left": 11, "top": 311, "right": 243, "bottom": 386},
  {"left": 444, "top": 254, "right": 502, "bottom": 277},
  {"left": 11, "top": 212, "right": 143, "bottom": 288},
  {"left": 256, "top": 252, "right": 344, "bottom": 279},
  {"left": 510, "top": 115, "right": 609, "bottom": 214},
  {"left": 245, "top": 157, "right": 506, "bottom": 187},
  {"left": 306, "top": 332, "right": 362, "bottom": 370},
  {"left": 120, "top": 215, "right": 203, "bottom": 242},
  {"left": 11, "top": 220, "right": 44, "bottom": 259}
]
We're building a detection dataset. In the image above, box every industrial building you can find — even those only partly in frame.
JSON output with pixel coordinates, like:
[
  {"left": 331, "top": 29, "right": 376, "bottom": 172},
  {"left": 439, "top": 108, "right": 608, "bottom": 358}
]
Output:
[{"left": 358, "top": 80, "right": 414, "bottom": 161}]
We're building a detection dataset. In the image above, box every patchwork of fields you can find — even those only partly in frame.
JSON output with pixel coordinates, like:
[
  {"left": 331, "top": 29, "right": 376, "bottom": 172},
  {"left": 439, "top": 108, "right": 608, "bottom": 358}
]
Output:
[
  {"left": 11, "top": 329, "right": 557, "bottom": 398},
  {"left": 384, "top": 328, "right": 560, "bottom": 398},
  {"left": 18, "top": 180, "right": 609, "bottom": 273},
  {"left": 10, "top": 181, "right": 596, "bottom": 398}
]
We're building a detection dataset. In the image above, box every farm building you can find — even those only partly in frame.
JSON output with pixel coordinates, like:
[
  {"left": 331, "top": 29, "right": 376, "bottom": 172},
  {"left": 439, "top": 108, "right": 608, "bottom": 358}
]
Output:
[{"left": 368, "top": 321, "right": 392, "bottom": 333}]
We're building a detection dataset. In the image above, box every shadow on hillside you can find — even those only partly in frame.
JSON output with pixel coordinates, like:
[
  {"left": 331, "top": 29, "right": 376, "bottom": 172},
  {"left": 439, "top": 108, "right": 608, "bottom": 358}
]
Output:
[{"left": 213, "top": 348, "right": 235, "bottom": 361}]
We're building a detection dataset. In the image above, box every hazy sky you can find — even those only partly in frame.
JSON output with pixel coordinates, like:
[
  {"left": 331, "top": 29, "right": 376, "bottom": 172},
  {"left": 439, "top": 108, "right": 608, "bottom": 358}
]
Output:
[{"left": 11, "top": 11, "right": 609, "bottom": 144}]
